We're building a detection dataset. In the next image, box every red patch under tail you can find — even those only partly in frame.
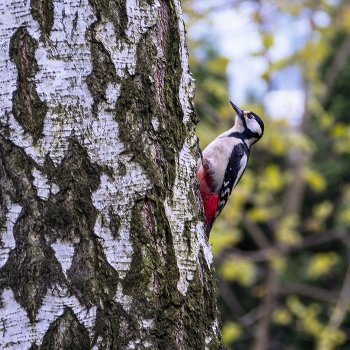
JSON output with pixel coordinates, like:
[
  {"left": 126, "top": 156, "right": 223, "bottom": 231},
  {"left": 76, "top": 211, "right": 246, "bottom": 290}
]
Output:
[{"left": 198, "top": 161, "right": 219, "bottom": 237}]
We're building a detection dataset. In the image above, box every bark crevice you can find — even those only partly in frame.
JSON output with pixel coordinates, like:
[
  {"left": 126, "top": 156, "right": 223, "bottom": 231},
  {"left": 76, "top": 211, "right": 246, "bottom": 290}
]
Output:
[{"left": 10, "top": 27, "right": 47, "bottom": 143}]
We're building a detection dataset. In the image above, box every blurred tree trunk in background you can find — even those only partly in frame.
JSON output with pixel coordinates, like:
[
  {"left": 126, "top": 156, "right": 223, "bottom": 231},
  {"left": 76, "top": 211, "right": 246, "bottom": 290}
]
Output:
[{"left": 0, "top": 0, "right": 225, "bottom": 348}]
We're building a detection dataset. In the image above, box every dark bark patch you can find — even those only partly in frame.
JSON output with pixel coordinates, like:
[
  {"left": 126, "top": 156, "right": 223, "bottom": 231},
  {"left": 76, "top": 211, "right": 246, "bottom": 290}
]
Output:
[
  {"left": 9, "top": 27, "right": 47, "bottom": 143},
  {"left": 152, "top": 200, "right": 181, "bottom": 300},
  {"left": 40, "top": 307, "right": 91, "bottom": 350},
  {"left": 0, "top": 156, "right": 16, "bottom": 228},
  {"left": 73, "top": 11, "right": 79, "bottom": 32},
  {"left": 44, "top": 138, "right": 103, "bottom": 240},
  {"left": 2, "top": 244, "right": 65, "bottom": 323},
  {"left": 67, "top": 238, "right": 119, "bottom": 308},
  {"left": 88, "top": 0, "right": 128, "bottom": 39},
  {"left": 0, "top": 136, "right": 65, "bottom": 322},
  {"left": 30, "top": 0, "right": 54, "bottom": 37},
  {"left": 122, "top": 201, "right": 154, "bottom": 294},
  {"left": 183, "top": 250, "right": 223, "bottom": 349},
  {"left": 92, "top": 302, "right": 134, "bottom": 349},
  {"left": 153, "top": 136, "right": 165, "bottom": 171},
  {"left": 140, "top": 0, "right": 155, "bottom": 5},
  {"left": 183, "top": 220, "right": 192, "bottom": 254},
  {"left": 150, "top": 201, "right": 187, "bottom": 347},
  {"left": 0, "top": 135, "right": 36, "bottom": 208},
  {"left": 108, "top": 207, "right": 121, "bottom": 239},
  {"left": 141, "top": 196, "right": 155, "bottom": 238},
  {"left": 0, "top": 189, "right": 6, "bottom": 232},
  {"left": 44, "top": 140, "right": 119, "bottom": 307},
  {"left": 86, "top": 33, "right": 119, "bottom": 116}
]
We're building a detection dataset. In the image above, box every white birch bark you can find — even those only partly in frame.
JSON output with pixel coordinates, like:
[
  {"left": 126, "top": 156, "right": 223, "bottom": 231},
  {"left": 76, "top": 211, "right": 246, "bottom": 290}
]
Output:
[{"left": 0, "top": 0, "right": 224, "bottom": 348}]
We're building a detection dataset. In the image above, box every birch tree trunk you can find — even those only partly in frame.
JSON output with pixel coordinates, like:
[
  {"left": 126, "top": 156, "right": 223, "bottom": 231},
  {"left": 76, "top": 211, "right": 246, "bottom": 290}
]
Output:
[{"left": 0, "top": 0, "right": 224, "bottom": 349}]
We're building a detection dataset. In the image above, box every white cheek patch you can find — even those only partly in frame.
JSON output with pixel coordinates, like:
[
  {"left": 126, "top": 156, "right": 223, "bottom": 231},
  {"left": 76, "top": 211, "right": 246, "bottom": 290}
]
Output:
[{"left": 246, "top": 118, "right": 261, "bottom": 135}]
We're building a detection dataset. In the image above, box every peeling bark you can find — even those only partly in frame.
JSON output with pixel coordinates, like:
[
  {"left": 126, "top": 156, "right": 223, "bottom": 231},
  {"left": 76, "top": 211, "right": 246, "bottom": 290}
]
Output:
[{"left": 0, "top": 0, "right": 224, "bottom": 349}]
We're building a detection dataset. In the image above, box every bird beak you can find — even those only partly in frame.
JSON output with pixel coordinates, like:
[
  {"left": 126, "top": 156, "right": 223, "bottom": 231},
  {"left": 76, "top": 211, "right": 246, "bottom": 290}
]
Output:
[{"left": 230, "top": 101, "right": 245, "bottom": 121}]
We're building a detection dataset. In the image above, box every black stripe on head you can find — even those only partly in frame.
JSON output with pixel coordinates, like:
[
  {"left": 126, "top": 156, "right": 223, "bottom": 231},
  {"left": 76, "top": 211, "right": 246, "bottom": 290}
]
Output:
[
  {"left": 245, "top": 129, "right": 261, "bottom": 145},
  {"left": 250, "top": 112, "right": 264, "bottom": 135}
]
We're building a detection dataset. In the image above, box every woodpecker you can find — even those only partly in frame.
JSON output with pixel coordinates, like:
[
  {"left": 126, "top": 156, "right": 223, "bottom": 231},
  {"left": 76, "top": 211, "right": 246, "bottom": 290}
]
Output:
[{"left": 198, "top": 101, "right": 264, "bottom": 237}]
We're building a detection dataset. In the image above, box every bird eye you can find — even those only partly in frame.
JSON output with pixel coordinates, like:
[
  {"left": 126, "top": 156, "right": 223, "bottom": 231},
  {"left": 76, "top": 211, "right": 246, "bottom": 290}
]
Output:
[{"left": 247, "top": 113, "right": 253, "bottom": 119}]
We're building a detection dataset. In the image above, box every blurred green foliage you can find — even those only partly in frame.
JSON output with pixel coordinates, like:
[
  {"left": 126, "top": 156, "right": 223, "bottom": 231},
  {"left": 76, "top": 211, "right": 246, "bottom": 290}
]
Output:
[{"left": 183, "top": 0, "right": 350, "bottom": 349}]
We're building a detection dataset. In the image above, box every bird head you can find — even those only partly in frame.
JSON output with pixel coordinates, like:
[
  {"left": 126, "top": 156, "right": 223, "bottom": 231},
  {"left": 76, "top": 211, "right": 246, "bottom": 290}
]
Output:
[{"left": 230, "top": 101, "right": 264, "bottom": 146}]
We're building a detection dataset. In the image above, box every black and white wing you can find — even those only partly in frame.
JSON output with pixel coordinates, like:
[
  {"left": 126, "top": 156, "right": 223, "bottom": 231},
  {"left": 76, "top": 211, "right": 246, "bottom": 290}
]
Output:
[{"left": 216, "top": 142, "right": 248, "bottom": 218}]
